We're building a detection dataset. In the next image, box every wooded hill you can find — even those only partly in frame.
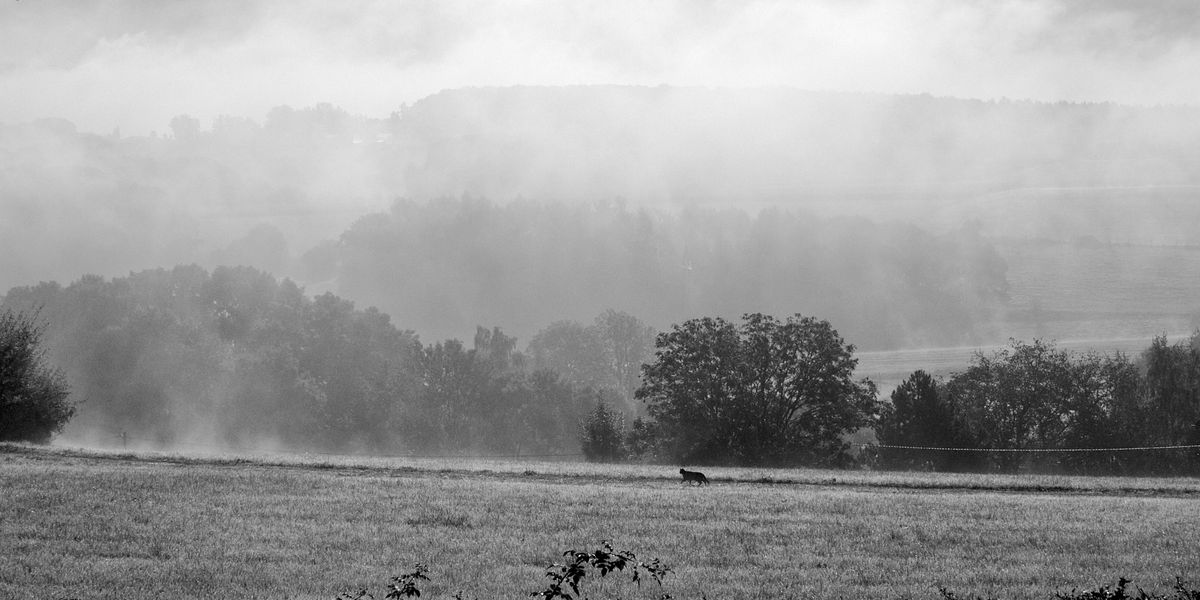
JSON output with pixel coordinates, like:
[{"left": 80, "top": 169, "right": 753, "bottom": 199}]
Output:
[{"left": 3, "top": 86, "right": 1199, "bottom": 348}]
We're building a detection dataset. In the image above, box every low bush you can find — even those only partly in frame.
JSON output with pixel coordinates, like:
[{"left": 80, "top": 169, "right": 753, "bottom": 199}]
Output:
[{"left": 338, "top": 542, "right": 671, "bottom": 600}]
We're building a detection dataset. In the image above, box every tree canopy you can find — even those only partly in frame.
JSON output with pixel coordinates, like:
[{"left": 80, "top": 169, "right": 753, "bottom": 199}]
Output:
[
  {"left": 636, "top": 313, "right": 879, "bottom": 466},
  {"left": 527, "top": 309, "right": 656, "bottom": 413},
  {"left": 0, "top": 309, "right": 73, "bottom": 443},
  {"left": 875, "top": 370, "right": 962, "bottom": 471},
  {"left": 0, "top": 267, "right": 598, "bottom": 455},
  {"left": 878, "top": 337, "right": 1200, "bottom": 475}
]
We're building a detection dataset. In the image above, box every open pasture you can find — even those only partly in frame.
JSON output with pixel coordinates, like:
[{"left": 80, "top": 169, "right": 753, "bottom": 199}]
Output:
[{"left": 2, "top": 445, "right": 1199, "bottom": 600}]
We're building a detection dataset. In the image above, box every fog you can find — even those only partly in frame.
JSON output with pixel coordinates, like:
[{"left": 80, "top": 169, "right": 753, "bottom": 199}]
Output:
[
  {"left": 3, "top": 1, "right": 1200, "bottom": 450},
  {"left": 3, "top": 1, "right": 1199, "bottom": 134},
  {"left": 4, "top": 1, "right": 1199, "bottom": 336}
]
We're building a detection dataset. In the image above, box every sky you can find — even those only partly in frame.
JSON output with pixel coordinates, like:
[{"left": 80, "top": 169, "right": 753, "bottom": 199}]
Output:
[{"left": 2, "top": 0, "right": 1198, "bottom": 135}]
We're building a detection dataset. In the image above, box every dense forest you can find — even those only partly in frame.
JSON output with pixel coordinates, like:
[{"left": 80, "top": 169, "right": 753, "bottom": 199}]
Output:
[
  {"left": 3, "top": 267, "right": 1199, "bottom": 473},
  {"left": 2, "top": 267, "right": 635, "bottom": 455}
]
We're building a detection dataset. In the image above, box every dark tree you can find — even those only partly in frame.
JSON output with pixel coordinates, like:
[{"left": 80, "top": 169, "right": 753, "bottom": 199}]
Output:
[
  {"left": 1136, "top": 334, "right": 1200, "bottom": 474},
  {"left": 0, "top": 310, "right": 73, "bottom": 443},
  {"left": 934, "top": 339, "right": 1166, "bottom": 474},
  {"left": 1054, "top": 351, "right": 1143, "bottom": 474},
  {"left": 1140, "top": 335, "right": 1200, "bottom": 447},
  {"left": 636, "top": 313, "right": 879, "bottom": 466},
  {"left": 876, "top": 370, "right": 965, "bottom": 471},
  {"left": 580, "top": 399, "right": 626, "bottom": 462},
  {"left": 636, "top": 316, "right": 740, "bottom": 463},
  {"left": 942, "top": 339, "right": 1075, "bottom": 471}
]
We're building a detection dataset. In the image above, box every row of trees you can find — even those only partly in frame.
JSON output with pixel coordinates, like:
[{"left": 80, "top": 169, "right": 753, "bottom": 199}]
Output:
[
  {"left": 0, "top": 267, "right": 885, "bottom": 468},
  {"left": 5, "top": 266, "right": 1199, "bottom": 475},
  {"left": 579, "top": 325, "right": 1200, "bottom": 474},
  {"left": 876, "top": 338, "right": 1200, "bottom": 474},
  {"left": 1, "top": 267, "right": 652, "bottom": 455}
]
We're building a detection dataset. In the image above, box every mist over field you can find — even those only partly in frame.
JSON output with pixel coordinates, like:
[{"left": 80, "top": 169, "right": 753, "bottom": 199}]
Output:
[{"left": 3, "top": 1, "right": 1200, "bottom": 451}]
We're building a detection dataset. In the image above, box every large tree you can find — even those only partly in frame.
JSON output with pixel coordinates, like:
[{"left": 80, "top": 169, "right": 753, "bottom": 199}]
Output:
[
  {"left": 943, "top": 340, "right": 1074, "bottom": 471},
  {"left": 936, "top": 339, "right": 1156, "bottom": 474},
  {"left": 0, "top": 309, "right": 73, "bottom": 443},
  {"left": 1140, "top": 335, "right": 1200, "bottom": 448},
  {"left": 1135, "top": 334, "right": 1200, "bottom": 474},
  {"left": 636, "top": 313, "right": 879, "bottom": 466}
]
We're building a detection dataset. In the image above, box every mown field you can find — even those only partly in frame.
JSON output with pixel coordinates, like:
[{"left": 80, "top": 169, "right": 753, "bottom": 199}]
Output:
[{"left": 3, "top": 445, "right": 1199, "bottom": 600}]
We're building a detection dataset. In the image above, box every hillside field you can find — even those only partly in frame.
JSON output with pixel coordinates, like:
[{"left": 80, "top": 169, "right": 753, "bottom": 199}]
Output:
[{"left": 3, "top": 445, "right": 1198, "bottom": 600}]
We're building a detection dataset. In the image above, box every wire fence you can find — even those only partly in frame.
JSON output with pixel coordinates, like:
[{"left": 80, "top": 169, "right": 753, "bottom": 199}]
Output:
[{"left": 859, "top": 442, "right": 1200, "bottom": 475}]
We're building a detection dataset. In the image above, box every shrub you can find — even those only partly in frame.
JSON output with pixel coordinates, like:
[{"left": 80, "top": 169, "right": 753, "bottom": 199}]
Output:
[
  {"left": 339, "top": 543, "right": 671, "bottom": 600},
  {"left": 534, "top": 541, "right": 671, "bottom": 600},
  {"left": 0, "top": 309, "right": 73, "bottom": 443}
]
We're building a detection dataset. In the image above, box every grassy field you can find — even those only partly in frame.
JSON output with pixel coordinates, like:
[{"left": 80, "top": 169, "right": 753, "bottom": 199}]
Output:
[{"left": 3, "top": 444, "right": 1199, "bottom": 600}]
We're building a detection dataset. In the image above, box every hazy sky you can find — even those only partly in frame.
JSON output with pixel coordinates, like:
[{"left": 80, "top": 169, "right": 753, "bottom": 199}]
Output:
[{"left": 1, "top": 0, "right": 1198, "bottom": 134}]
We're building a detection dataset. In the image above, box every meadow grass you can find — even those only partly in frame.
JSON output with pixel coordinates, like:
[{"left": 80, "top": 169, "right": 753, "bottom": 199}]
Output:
[{"left": 2, "top": 444, "right": 1198, "bottom": 600}]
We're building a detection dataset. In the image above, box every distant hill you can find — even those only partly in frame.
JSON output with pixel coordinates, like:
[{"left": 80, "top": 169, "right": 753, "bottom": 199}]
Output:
[
  {"left": 396, "top": 86, "right": 1200, "bottom": 203},
  {"left": 3, "top": 86, "right": 1199, "bottom": 350}
]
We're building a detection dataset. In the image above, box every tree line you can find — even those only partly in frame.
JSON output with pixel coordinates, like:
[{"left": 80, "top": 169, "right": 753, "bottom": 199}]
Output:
[
  {"left": 3, "top": 266, "right": 1199, "bottom": 475},
  {"left": 876, "top": 338, "right": 1200, "bottom": 475},
  {"left": 1, "top": 266, "right": 648, "bottom": 456}
]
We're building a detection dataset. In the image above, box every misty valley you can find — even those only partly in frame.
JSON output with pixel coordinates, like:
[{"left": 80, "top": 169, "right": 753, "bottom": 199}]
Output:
[
  {"left": 8, "top": 2, "right": 1200, "bottom": 597},
  {"left": 3, "top": 87, "right": 1200, "bottom": 477},
  {"left": 5, "top": 0, "right": 1200, "bottom": 592},
  {"left": 5, "top": 87, "right": 1200, "bottom": 345}
]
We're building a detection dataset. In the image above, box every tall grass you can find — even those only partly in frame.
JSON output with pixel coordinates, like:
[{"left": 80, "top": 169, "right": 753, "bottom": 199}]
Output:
[{"left": 2, "top": 444, "right": 1198, "bottom": 599}]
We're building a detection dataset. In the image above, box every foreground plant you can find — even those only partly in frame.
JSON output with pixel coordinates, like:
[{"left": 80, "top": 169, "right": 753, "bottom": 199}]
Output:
[
  {"left": 336, "top": 563, "right": 429, "bottom": 600},
  {"left": 337, "top": 543, "right": 671, "bottom": 600},
  {"left": 533, "top": 541, "right": 672, "bottom": 600},
  {"left": 1054, "top": 577, "right": 1200, "bottom": 600}
]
